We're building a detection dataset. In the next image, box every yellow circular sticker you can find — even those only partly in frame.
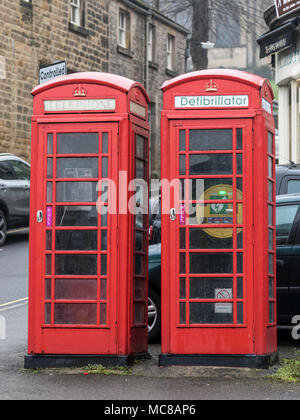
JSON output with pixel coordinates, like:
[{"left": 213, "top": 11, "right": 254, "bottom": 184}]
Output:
[{"left": 196, "top": 184, "right": 242, "bottom": 239}]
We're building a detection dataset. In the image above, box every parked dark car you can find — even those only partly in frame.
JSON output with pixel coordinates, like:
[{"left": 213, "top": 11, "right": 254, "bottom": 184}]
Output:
[
  {"left": 148, "top": 243, "right": 161, "bottom": 342},
  {"left": 148, "top": 196, "right": 161, "bottom": 342},
  {"left": 0, "top": 154, "right": 30, "bottom": 246},
  {"left": 147, "top": 188, "right": 300, "bottom": 341},
  {"left": 276, "top": 193, "right": 300, "bottom": 329},
  {"left": 276, "top": 164, "right": 300, "bottom": 195}
]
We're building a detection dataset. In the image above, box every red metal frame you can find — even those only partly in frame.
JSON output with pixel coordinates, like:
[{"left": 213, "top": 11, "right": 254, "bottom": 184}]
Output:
[
  {"left": 40, "top": 123, "right": 118, "bottom": 354},
  {"left": 27, "top": 73, "right": 149, "bottom": 364},
  {"left": 166, "top": 119, "right": 253, "bottom": 355},
  {"left": 130, "top": 124, "right": 150, "bottom": 354},
  {"left": 160, "top": 69, "right": 277, "bottom": 364}
]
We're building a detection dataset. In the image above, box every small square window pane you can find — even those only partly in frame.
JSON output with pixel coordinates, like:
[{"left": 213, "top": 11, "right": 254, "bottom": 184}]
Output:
[
  {"left": 269, "top": 302, "right": 275, "bottom": 323},
  {"left": 236, "top": 129, "right": 243, "bottom": 150},
  {"left": 102, "top": 133, "right": 108, "bottom": 154},
  {"left": 268, "top": 132, "right": 274, "bottom": 155},
  {"left": 236, "top": 154, "right": 243, "bottom": 174},
  {"left": 180, "top": 302, "right": 186, "bottom": 324},
  {"left": 180, "top": 130, "right": 186, "bottom": 151},
  {"left": 269, "top": 254, "right": 274, "bottom": 275},
  {"left": 237, "top": 277, "right": 243, "bottom": 299},
  {"left": 180, "top": 278, "right": 186, "bottom": 299},
  {"left": 269, "top": 277, "right": 274, "bottom": 299},
  {"left": 47, "top": 134, "right": 53, "bottom": 154},
  {"left": 46, "top": 161, "right": 52, "bottom": 182},
  {"left": 180, "top": 155, "right": 186, "bottom": 175},
  {"left": 237, "top": 303, "right": 244, "bottom": 324},
  {"left": 180, "top": 253, "right": 186, "bottom": 274},
  {"left": 136, "top": 136, "right": 145, "bottom": 158},
  {"left": 45, "top": 303, "right": 51, "bottom": 325}
]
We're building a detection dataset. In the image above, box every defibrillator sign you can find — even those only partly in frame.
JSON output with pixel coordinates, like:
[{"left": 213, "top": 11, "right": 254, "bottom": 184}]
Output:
[
  {"left": 175, "top": 95, "right": 249, "bottom": 109},
  {"left": 196, "top": 184, "right": 243, "bottom": 239}
]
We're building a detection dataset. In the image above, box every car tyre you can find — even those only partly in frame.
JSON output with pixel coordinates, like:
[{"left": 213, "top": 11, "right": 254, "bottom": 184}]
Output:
[
  {"left": 0, "top": 209, "right": 7, "bottom": 247},
  {"left": 148, "top": 288, "right": 161, "bottom": 343}
]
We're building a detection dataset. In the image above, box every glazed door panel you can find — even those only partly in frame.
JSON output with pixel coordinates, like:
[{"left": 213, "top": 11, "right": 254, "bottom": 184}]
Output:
[
  {"left": 33, "top": 123, "right": 118, "bottom": 354},
  {"left": 167, "top": 119, "right": 254, "bottom": 355}
]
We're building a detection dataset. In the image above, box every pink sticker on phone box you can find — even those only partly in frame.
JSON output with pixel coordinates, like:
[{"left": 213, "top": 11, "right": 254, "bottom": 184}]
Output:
[
  {"left": 46, "top": 207, "right": 53, "bottom": 227},
  {"left": 179, "top": 204, "right": 186, "bottom": 225}
]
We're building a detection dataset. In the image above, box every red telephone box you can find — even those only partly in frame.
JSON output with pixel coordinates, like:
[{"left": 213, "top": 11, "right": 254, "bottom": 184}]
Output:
[
  {"left": 25, "top": 72, "right": 150, "bottom": 368},
  {"left": 160, "top": 69, "right": 278, "bottom": 368}
]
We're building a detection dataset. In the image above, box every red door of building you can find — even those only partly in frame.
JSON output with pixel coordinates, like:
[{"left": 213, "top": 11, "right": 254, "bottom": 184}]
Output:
[
  {"left": 30, "top": 122, "right": 119, "bottom": 355},
  {"left": 164, "top": 118, "right": 254, "bottom": 355}
]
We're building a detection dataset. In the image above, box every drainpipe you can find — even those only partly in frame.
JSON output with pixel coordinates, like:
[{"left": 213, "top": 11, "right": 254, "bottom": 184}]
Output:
[
  {"left": 144, "top": 14, "right": 151, "bottom": 92},
  {"left": 185, "top": 37, "right": 191, "bottom": 73}
]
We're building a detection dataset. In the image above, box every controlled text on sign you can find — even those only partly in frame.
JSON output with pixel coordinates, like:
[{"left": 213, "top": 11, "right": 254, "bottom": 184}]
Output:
[
  {"left": 39, "top": 61, "right": 67, "bottom": 85},
  {"left": 175, "top": 95, "right": 249, "bottom": 109}
]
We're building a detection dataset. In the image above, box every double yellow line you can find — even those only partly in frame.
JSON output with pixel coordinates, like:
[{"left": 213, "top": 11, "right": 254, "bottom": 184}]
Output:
[{"left": 0, "top": 297, "right": 28, "bottom": 312}]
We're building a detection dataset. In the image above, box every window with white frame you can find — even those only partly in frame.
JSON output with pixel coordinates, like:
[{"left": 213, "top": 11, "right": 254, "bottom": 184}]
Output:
[
  {"left": 119, "top": 9, "right": 131, "bottom": 49},
  {"left": 70, "top": 0, "right": 81, "bottom": 26},
  {"left": 167, "top": 34, "right": 175, "bottom": 70},
  {"left": 148, "top": 24, "right": 156, "bottom": 63}
]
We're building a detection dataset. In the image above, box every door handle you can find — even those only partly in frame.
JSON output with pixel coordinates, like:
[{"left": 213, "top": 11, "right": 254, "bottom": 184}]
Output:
[
  {"left": 170, "top": 208, "right": 176, "bottom": 221},
  {"left": 0, "top": 184, "right": 7, "bottom": 191},
  {"left": 37, "top": 211, "right": 43, "bottom": 223}
]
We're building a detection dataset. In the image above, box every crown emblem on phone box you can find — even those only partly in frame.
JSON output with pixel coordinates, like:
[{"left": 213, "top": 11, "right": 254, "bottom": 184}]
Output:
[
  {"left": 205, "top": 80, "right": 219, "bottom": 92},
  {"left": 73, "top": 85, "right": 87, "bottom": 97}
]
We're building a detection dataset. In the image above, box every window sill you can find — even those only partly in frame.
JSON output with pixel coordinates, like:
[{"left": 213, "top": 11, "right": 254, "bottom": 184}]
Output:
[
  {"left": 20, "top": 0, "right": 33, "bottom": 10},
  {"left": 117, "top": 45, "right": 134, "bottom": 59},
  {"left": 166, "top": 68, "right": 179, "bottom": 78},
  {"left": 68, "top": 22, "right": 89, "bottom": 38},
  {"left": 149, "top": 61, "right": 159, "bottom": 71}
]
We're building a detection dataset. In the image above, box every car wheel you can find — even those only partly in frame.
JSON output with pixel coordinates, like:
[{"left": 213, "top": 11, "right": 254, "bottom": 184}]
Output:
[
  {"left": 0, "top": 210, "right": 7, "bottom": 247},
  {"left": 148, "top": 289, "right": 161, "bottom": 343}
]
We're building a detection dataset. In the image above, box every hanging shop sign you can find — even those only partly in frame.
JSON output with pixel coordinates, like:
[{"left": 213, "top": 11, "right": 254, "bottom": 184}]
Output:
[
  {"left": 275, "top": 0, "right": 300, "bottom": 18},
  {"left": 257, "top": 19, "right": 298, "bottom": 58}
]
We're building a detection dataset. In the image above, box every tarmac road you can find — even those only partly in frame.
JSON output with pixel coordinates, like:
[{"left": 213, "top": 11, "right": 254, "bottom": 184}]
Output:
[{"left": 0, "top": 344, "right": 299, "bottom": 401}]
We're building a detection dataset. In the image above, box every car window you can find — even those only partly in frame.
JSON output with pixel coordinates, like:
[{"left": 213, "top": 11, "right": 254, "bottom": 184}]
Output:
[
  {"left": 276, "top": 204, "right": 299, "bottom": 246},
  {"left": 276, "top": 173, "right": 283, "bottom": 194},
  {"left": 0, "top": 161, "right": 16, "bottom": 180},
  {"left": 10, "top": 160, "right": 30, "bottom": 180},
  {"left": 287, "top": 179, "right": 300, "bottom": 194}
]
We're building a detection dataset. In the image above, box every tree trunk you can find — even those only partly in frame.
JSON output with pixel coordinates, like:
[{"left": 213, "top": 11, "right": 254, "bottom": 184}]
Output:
[{"left": 190, "top": 0, "right": 210, "bottom": 70}]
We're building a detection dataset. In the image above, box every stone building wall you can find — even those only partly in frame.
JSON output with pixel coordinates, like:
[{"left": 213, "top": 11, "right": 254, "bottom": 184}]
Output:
[
  {"left": 0, "top": 0, "right": 187, "bottom": 175},
  {"left": 109, "top": 0, "right": 188, "bottom": 176},
  {"left": 0, "top": 0, "right": 109, "bottom": 162},
  {"left": 109, "top": 1, "right": 145, "bottom": 84}
]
